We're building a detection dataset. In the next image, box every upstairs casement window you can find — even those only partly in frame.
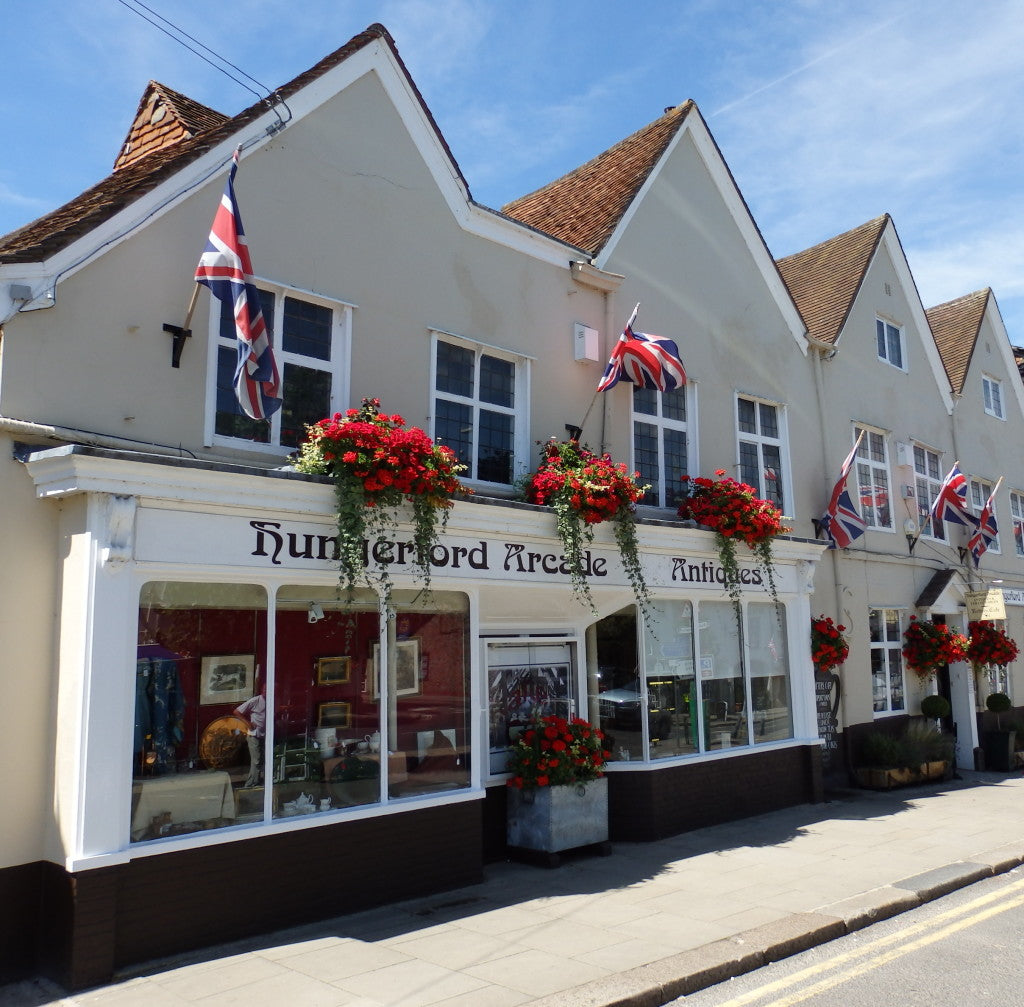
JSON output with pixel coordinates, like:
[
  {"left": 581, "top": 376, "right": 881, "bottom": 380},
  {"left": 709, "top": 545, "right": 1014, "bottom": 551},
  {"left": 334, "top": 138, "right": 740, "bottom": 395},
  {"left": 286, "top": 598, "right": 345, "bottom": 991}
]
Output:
[
  {"left": 853, "top": 425, "right": 893, "bottom": 530},
  {"left": 1011, "top": 492, "right": 1024, "bottom": 557},
  {"left": 970, "top": 478, "right": 1001, "bottom": 554},
  {"left": 209, "top": 282, "right": 350, "bottom": 451},
  {"left": 913, "top": 444, "right": 946, "bottom": 541},
  {"left": 876, "top": 318, "right": 905, "bottom": 370},
  {"left": 633, "top": 385, "right": 690, "bottom": 509},
  {"left": 983, "top": 375, "right": 1005, "bottom": 419},
  {"left": 736, "top": 395, "right": 786, "bottom": 512},
  {"left": 432, "top": 333, "right": 528, "bottom": 486}
]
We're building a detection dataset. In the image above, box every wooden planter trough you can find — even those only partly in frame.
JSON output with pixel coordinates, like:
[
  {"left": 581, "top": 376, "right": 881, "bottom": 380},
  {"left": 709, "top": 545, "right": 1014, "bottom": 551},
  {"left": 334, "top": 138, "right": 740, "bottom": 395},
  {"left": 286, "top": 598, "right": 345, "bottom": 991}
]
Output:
[{"left": 853, "top": 760, "right": 950, "bottom": 791}]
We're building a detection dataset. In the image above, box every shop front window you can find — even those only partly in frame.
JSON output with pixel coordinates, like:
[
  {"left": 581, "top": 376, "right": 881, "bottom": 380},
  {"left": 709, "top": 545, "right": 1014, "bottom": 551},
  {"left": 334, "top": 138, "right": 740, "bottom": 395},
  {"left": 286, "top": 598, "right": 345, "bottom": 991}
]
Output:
[
  {"left": 133, "top": 582, "right": 267, "bottom": 843},
  {"left": 274, "top": 587, "right": 470, "bottom": 814},
  {"left": 589, "top": 600, "right": 793, "bottom": 762}
]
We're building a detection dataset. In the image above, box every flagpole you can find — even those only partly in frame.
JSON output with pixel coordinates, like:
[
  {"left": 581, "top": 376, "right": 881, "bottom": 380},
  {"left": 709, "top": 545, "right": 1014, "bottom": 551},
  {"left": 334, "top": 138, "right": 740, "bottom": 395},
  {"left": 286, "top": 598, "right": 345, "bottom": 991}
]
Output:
[{"left": 163, "top": 282, "right": 201, "bottom": 368}]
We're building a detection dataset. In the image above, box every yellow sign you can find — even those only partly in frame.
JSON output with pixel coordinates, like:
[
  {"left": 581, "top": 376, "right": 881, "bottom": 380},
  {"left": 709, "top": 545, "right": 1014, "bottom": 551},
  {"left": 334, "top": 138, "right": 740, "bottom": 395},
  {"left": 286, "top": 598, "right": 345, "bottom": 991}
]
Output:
[{"left": 965, "top": 588, "right": 1006, "bottom": 621}]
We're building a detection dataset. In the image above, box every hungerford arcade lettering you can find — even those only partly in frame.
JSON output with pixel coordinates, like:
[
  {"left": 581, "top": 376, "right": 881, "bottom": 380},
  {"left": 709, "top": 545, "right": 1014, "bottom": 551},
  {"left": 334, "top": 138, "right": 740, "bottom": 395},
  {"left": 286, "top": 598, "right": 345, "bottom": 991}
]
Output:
[{"left": 248, "top": 520, "right": 766, "bottom": 589}]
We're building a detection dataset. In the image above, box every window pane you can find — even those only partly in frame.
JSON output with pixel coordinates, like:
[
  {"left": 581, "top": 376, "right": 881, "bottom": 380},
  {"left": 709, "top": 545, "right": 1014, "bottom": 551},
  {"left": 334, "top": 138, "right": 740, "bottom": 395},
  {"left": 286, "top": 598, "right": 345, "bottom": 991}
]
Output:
[
  {"left": 762, "top": 445, "right": 783, "bottom": 509},
  {"left": 984, "top": 380, "right": 993, "bottom": 412},
  {"left": 434, "top": 399, "right": 472, "bottom": 467},
  {"left": 274, "top": 588, "right": 380, "bottom": 814},
  {"left": 737, "top": 397, "right": 756, "bottom": 433},
  {"left": 642, "top": 601, "right": 697, "bottom": 759},
  {"left": 888, "top": 648, "right": 905, "bottom": 710},
  {"left": 758, "top": 403, "right": 778, "bottom": 438},
  {"left": 133, "top": 582, "right": 267, "bottom": 842},
  {"left": 698, "top": 601, "right": 747, "bottom": 752},
  {"left": 280, "top": 364, "right": 331, "bottom": 448},
  {"left": 435, "top": 341, "right": 474, "bottom": 397},
  {"left": 479, "top": 353, "right": 514, "bottom": 408},
  {"left": 663, "top": 428, "right": 688, "bottom": 508},
  {"left": 747, "top": 602, "right": 792, "bottom": 743},
  {"left": 887, "top": 325, "right": 902, "bottom": 368},
  {"left": 871, "top": 648, "right": 888, "bottom": 712},
  {"left": 214, "top": 346, "right": 271, "bottom": 443},
  {"left": 876, "top": 319, "right": 886, "bottom": 359},
  {"left": 661, "top": 386, "right": 686, "bottom": 422},
  {"left": 281, "top": 297, "right": 332, "bottom": 361},
  {"left": 739, "top": 440, "right": 760, "bottom": 488},
  {"left": 477, "top": 409, "right": 513, "bottom": 484},
  {"left": 389, "top": 590, "right": 471, "bottom": 798},
  {"left": 634, "top": 421, "right": 660, "bottom": 506},
  {"left": 220, "top": 289, "right": 274, "bottom": 341},
  {"left": 993, "top": 383, "right": 1002, "bottom": 416},
  {"left": 633, "top": 385, "right": 658, "bottom": 417},
  {"left": 591, "top": 607, "right": 641, "bottom": 761}
]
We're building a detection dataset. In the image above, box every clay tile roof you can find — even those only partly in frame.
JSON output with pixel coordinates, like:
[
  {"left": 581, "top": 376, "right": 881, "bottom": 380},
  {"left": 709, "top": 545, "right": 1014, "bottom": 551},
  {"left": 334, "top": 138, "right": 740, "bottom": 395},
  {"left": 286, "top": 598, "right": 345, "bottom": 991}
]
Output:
[
  {"left": 500, "top": 102, "right": 695, "bottom": 255},
  {"left": 776, "top": 215, "right": 889, "bottom": 345},
  {"left": 0, "top": 24, "right": 461, "bottom": 266},
  {"left": 926, "top": 289, "right": 991, "bottom": 393},
  {"left": 114, "top": 81, "right": 228, "bottom": 172}
]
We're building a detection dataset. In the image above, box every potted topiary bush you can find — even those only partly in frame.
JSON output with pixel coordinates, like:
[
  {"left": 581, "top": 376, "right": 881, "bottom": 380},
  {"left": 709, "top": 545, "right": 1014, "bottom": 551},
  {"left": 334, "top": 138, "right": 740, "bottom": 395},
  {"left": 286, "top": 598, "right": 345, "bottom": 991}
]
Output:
[
  {"left": 983, "top": 692, "right": 1016, "bottom": 772},
  {"left": 920, "top": 693, "right": 950, "bottom": 726}
]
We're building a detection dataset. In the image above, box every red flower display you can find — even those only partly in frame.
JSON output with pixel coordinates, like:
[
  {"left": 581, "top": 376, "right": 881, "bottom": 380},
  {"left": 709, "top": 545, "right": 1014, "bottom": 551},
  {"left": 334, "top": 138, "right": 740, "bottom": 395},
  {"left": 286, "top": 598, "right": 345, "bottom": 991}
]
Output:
[
  {"left": 523, "top": 439, "right": 649, "bottom": 614},
  {"left": 506, "top": 714, "right": 609, "bottom": 789},
  {"left": 677, "top": 470, "right": 789, "bottom": 609},
  {"left": 294, "top": 398, "right": 469, "bottom": 603},
  {"left": 901, "top": 616, "right": 969, "bottom": 679},
  {"left": 967, "top": 621, "right": 1020, "bottom": 667},
  {"left": 811, "top": 615, "right": 849, "bottom": 674}
]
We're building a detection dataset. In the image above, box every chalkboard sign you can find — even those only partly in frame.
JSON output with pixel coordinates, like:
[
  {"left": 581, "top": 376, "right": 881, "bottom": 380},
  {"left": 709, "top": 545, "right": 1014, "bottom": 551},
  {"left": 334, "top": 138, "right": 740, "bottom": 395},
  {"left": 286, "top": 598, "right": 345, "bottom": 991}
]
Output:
[{"left": 815, "top": 670, "right": 841, "bottom": 768}]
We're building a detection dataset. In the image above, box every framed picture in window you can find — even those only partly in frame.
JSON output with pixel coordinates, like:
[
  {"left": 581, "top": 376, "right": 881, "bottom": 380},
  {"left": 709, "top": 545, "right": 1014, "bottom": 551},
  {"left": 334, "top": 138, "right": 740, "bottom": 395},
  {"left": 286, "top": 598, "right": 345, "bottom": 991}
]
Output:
[
  {"left": 316, "top": 656, "right": 351, "bottom": 686},
  {"left": 318, "top": 701, "right": 351, "bottom": 728},
  {"left": 369, "top": 639, "right": 421, "bottom": 698},
  {"left": 199, "top": 654, "right": 255, "bottom": 705}
]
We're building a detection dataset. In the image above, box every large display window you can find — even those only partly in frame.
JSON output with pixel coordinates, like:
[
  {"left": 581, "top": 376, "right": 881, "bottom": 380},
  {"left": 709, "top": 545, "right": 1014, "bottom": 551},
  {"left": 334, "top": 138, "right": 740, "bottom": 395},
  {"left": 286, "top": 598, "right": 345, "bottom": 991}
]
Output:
[
  {"left": 132, "top": 582, "right": 470, "bottom": 843},
  {"left": 590, "top": 599, "right": 794, "bottom": 762}
]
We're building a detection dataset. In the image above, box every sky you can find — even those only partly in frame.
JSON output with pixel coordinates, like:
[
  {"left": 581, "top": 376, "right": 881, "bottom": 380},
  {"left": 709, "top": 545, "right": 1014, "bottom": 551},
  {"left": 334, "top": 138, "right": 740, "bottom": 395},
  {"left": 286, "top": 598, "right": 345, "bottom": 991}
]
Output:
[{"left": 4, "top": 0, "right": 1023, "bottom": 340}]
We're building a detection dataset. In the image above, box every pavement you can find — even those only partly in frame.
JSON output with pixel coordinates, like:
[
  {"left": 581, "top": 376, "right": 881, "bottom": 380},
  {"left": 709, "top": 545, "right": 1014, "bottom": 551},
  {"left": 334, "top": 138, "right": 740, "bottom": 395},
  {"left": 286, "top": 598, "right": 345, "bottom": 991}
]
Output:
[{"left": 4, "top": 768, "right": 1024, "bottom": 1007}]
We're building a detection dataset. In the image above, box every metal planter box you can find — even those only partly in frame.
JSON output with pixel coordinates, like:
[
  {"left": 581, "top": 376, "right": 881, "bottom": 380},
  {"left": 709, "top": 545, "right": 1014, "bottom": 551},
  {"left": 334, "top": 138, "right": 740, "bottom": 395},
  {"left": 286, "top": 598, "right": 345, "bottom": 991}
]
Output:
[{"left": 507, "top": 777, "right": 608, "bottom": 854}]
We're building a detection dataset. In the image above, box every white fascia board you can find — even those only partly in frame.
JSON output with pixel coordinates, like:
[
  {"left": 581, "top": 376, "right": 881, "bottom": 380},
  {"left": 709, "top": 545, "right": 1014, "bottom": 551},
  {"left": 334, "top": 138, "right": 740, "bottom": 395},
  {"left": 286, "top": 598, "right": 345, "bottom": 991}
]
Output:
[
  {"left": 594, "top": 114, "right": 808, "bottom": 354},
  {"left": 875, "top": 223, "right": 956, "bottom": 415}
]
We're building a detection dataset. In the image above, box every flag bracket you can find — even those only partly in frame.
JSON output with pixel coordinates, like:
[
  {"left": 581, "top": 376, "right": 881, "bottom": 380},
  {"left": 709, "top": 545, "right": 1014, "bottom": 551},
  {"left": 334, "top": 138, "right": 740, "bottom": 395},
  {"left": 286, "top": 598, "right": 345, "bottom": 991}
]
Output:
[{"left": 162, "top": 323, "right": 192, "bottom": 368}]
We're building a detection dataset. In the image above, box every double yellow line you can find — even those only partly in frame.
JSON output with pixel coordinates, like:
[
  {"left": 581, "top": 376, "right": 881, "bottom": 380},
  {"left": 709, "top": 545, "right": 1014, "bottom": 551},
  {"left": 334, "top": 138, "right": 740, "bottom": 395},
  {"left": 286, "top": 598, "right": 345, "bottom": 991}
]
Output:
[{"left": 711, "top": 873, "right": 1024, "bottom": 1007}]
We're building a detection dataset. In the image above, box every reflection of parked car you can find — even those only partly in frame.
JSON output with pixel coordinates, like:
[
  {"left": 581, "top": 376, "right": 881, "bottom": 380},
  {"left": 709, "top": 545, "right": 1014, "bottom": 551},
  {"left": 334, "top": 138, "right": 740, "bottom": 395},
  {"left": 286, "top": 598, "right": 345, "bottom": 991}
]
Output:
[{"left": 598, "top": 688, "right": 672, "bottom": 738}]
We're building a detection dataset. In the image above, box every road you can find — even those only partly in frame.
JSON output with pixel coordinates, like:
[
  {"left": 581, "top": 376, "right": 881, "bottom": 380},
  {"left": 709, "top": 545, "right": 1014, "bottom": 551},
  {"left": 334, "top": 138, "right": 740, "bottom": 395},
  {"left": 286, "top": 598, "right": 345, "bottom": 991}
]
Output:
[{"left": 676, "top": 867, "right": 1024, "bottom": 1006}]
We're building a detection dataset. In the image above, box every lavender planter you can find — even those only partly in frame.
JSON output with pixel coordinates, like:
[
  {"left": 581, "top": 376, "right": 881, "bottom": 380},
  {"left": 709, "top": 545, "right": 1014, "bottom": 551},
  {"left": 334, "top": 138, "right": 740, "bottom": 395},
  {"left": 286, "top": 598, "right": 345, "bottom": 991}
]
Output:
[{"left": 507, "top": 777, "right": 608, "bottom": 854}]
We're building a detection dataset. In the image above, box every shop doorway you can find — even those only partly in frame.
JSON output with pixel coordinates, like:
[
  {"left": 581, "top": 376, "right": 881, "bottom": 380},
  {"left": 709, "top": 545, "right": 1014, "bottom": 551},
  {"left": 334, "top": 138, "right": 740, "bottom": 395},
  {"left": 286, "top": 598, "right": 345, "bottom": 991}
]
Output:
[{"left": 485, "top": 640, "right": 577, "bottom": 776}]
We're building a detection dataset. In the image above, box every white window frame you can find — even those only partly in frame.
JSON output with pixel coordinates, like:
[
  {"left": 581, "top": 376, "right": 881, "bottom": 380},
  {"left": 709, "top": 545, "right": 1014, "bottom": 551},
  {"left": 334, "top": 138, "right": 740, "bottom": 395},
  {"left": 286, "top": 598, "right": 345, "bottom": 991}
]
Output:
[
  {"left": 970, "top": 477, "right": 1001, "bottom": 554},
  {"left": 204, "top": 278, "right": 352, "bottom": 454},
  {"left": 983, "top": 375, "right": 1005, "bottom": 419},
  {"left": 870, "top": 607, "right": 906, "bottom": 716},
  {"left": 735, "top": 393, "right": 790, "bottom": 513},
  {"left": 429, "top": 330, "right": 530, "bottom": 488},
  {"left": 853, "top": 425, "right": 894, "bottom": 530},
  {"left": 876, "top": 317, "right": 906, "bottom": 370},
  {"left": 1011, "top": 491, "right": 1024, "bottom": 557},
  {"left": 913, "top": 443, "right": 946, "bottom": 541},
  {"left": 632, "top": 383, "right": 695, "bottom": 510}
]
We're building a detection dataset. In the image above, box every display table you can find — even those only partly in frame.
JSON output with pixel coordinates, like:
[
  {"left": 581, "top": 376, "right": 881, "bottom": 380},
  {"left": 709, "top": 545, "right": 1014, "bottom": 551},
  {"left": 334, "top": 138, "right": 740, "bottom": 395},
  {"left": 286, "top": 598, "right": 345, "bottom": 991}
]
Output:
[{"left": 131, "top": 771, "right": 235, "bottom": 841}]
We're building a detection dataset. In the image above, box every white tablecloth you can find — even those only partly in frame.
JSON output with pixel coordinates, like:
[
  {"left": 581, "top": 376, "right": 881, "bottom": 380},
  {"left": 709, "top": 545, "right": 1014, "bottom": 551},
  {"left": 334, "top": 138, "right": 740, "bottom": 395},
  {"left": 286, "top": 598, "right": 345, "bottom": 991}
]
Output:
[{"left": 131, "top": 771, "right": 235, "bottom": 840}]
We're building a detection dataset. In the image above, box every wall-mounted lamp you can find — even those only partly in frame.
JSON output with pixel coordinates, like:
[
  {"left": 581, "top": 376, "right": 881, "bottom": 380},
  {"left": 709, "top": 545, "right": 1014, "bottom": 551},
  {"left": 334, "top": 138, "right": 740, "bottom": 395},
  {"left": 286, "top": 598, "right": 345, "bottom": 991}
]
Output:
[
  {"left": 308, "top": 602, "right": 324, "bottom": 624},
  {"left": 904, "top": 518, "right": 918, "bottom": 555}
]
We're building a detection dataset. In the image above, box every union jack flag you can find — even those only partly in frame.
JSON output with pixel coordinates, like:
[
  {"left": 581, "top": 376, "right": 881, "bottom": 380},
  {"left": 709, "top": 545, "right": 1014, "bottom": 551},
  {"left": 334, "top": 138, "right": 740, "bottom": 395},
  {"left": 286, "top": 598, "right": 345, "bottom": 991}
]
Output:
[
  {"left": 597, "top": 304, "right": 686, "bottom": 392},
  {"left": 968, "top": 487, "right": 999, "bottom": 567},
  {"left": 820, "top": 436, "right": 866, "bottom": 549},
  {"left": 930, "top": 463, "right": 975, "bottom": 529},
  {"left": 195, "top": 149, "right": 282, "bottom": 420}
]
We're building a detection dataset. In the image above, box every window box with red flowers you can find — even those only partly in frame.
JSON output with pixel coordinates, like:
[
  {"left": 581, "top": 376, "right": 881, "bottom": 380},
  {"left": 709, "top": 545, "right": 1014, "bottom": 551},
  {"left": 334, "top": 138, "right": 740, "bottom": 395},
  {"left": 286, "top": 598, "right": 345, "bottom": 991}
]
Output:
[
  {"left": 522, "top": 438, "right": 649, "bottom": 616},
  {"left": 505, "top": 714, "right": 611, "bottom": 857},
  {"left": 293, "top": 398, "right": 469, "bottom": 609},
  {"left": 677, "top": 470, "right": 789, "bottom": 610},
  {"left": 811, "top": 615, "right": 849, "bottom": 674},
  {"left": 901, "top": 617, "right": 969, "bottom": 680}
]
